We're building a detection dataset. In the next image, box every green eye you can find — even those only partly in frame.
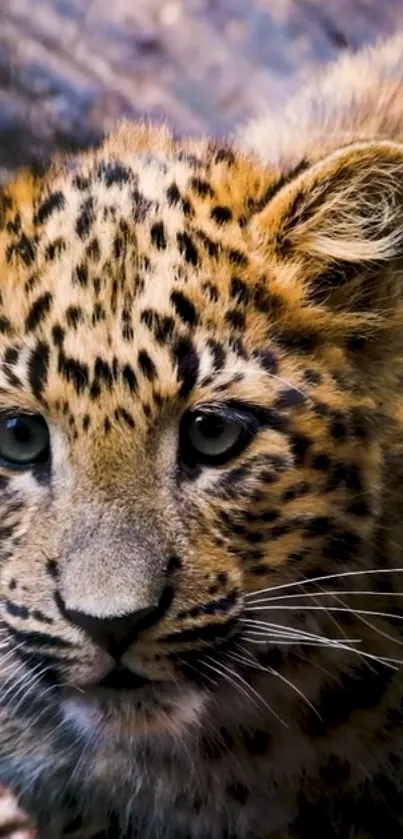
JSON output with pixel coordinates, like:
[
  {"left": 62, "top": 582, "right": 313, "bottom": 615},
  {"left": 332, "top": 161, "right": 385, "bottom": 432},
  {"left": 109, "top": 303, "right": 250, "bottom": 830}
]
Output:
[
  {"left": 0, "top": 415, "right": 50, "bottom": 468},
  {"left": 180, "top": 408, "right": 256, "bottom": 467},
  {"left": 187, "top": 414, "right": 241, "bottom": 457}
]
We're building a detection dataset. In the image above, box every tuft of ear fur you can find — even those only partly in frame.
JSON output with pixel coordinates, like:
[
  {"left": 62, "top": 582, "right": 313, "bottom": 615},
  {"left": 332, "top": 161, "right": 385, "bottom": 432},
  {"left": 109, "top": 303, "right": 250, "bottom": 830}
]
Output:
[{"left": 251, "top": 141, "right": 403, "bottom": 324}]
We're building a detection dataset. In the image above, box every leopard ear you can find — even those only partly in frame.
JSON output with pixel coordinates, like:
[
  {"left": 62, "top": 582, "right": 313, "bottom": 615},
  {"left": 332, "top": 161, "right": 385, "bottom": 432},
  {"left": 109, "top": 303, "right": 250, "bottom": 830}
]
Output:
[{"left": 251, "top": 141, "right": 403, "bottom": 320}]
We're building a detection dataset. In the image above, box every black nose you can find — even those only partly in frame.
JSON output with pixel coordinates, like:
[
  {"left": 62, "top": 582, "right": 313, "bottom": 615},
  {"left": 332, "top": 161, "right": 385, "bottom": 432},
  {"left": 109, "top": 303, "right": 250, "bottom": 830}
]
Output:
[{"left": 64, "top": 605, "right": 157, "bottom": 658}]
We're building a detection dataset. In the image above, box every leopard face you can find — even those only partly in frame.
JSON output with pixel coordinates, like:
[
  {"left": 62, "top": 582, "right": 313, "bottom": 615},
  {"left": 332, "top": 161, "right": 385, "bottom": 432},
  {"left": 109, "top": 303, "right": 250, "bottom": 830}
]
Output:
[{"left": 0, "top": 121, "right": 403, "bottom": 831}]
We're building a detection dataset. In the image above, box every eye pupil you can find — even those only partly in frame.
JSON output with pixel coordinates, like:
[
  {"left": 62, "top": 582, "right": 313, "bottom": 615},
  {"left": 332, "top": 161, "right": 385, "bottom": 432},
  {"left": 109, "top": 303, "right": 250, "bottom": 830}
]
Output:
[
  {"left": 11, "top": 419, "right": 32, "bottom": 444},
  {"left": 194, "top": 415, "right": 225, "bottom": 439}
]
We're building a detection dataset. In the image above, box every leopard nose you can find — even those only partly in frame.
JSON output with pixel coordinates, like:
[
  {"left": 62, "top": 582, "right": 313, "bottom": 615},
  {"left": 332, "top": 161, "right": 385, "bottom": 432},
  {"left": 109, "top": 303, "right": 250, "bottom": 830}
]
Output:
[{"left": 64, "top": 604, "right": 158, "bottom": 658}]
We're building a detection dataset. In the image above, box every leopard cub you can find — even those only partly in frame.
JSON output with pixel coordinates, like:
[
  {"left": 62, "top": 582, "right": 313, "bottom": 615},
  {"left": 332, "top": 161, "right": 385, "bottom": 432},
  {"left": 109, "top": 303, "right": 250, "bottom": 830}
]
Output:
[{"left": 0, "top": 34, "right": 403, "bottom": 839}]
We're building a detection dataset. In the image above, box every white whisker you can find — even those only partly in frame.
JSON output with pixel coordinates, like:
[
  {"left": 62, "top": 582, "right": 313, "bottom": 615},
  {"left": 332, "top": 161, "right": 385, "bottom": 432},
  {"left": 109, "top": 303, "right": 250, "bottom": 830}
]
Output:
[
  {"left": 245, "top": 568, "right": 403, "bottom": 599},
  {"left": 240, "top": 617, "right": 360, "bottom": 645},
  {"left": 242, "top": 634, "right": 400, "bottom": 669},
  {"left": 245, "top": 589, "right": 403, "bottom": 604},
  {"left": 203, "top": 655, "right": 287, "bottom": 726},
  {"left": 246, "top": 604, "right": 403, "bottom": 623},
  {"left": 230, "top": 647, "right": 321, "bottom": 719}
]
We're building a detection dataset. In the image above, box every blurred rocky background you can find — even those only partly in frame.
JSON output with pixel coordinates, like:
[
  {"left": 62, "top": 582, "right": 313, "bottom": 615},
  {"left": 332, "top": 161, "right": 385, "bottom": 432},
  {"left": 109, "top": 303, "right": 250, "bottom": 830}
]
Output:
[{"left": 1, "top": 0, "right": 403, "bottom": 179}]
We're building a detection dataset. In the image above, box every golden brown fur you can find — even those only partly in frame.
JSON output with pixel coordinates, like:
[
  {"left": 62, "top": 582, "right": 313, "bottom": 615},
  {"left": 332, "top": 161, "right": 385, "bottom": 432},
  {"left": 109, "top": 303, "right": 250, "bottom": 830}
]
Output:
[{"left": 0, "top": 35, "right": 403, "bottom": 839}]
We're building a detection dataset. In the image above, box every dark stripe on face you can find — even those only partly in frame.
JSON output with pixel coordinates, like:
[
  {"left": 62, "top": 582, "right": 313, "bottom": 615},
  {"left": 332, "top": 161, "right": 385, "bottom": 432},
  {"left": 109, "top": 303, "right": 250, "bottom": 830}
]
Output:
[
  {"left": 172, "top": 338, "right": 199, "bottom": 398},
  {"left": 177, "top": 589, "right": 240, "bottom": 620},
  {"left": 159, "top": 615, "right": 239, "bottom": 645},
  {"left": 25, "top": 292, "right": 53, "bottom": 333},
  {"left": 28, "top": 341, "right": 50, "bottom": 400},
  {"left": 5, "top": 625, "right": 74, "bottom": 649}
]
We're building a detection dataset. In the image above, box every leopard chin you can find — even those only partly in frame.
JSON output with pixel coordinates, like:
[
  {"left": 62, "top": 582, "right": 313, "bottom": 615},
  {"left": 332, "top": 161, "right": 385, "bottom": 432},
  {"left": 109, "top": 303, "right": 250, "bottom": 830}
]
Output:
[{"left": 60, "top": 675, "right": 206, "bottom": 743}]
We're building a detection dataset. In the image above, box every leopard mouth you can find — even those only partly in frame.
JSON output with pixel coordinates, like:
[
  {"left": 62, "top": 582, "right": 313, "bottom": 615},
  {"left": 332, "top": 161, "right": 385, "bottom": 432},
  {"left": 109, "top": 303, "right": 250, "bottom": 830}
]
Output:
[
  {"left": 61, "top": 667, "right": 205, "bottom": 740},
  {"left": 97, "top": 666, "right": 154, "bottom": 691},
  {"left": 64, "top": 665, "right": 165, "bottom": 708}
]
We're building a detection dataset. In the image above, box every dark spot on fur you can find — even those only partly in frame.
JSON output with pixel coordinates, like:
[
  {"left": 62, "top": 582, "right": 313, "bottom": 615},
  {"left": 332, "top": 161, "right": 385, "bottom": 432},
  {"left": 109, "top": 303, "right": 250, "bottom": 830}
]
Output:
[
  {"left": 150, "top": 221, "right": 167, "bottom": 250},
  {"left": 115, "top": 407, "right": 135, "bottom": 428},
  {"left": 25, "top": 293, "right": 53, "bottom": 333},
  {"left": 122, "top": 364, "right": 138, "bottom": 393},
  {"left": 3, "top": 347, "right": 19, "bottom": 367},
  {"left": 330, "top": 418, "right": 348, "bottom": 441},
  {"left": 170, "top": 290, "right": 198, "bottom": 327},
  {"left": 283, "top": 481, "right": 310, "bottom": 502},
  {"left": 65, "top": 306, "right": 84, "bottom": 329},
  {"left": 346, "top": 334, "right": 367, "bottom": 353},
  {"left": 177, "top": 231, "right": 199, "bottom": 266},
  {"left": 75, "top": 197, "right": 95, "bottom": 239},
  {"left": 346, "top": 499, "right": 371, "bottom": 517},
  {"left": 32, "top": 609, "right": 53, "bottom": 625},
  {"left": 46, "top": 558, "right": 59, "bottom": 579},
  {"left": 7, "top": 234, "right": 36, "bottom": 267},
  {"left": 73, "top": 175, "right": 91, "bottom": 191},
  {"left": 303, "top": 664, "right": 393, "bottom": 737},
  {"left": 226, "top": 248, "right": 247, "bottom": 268},
  {"left": 166, "top": 183, "right": 181, "bottom": 205},
  {"left": 202, "top": 280, "right": 219, "bottom": 302},
  {"left": 6, "top": 601, "right": 29, "bottom": 620},
  {"left": 35, "top": 191, "right": 65, "bottom": 225},
  {"left": 94, "top": 357, "right": 113, "bottom": 388},
  {"left": 325, "top": 528, "right": 361, "bottom": 561},
  {"left": 52, "top": 324, "right": 65, "bottom": 347},
  {"left": 86, "top": 237, "right": 101, "bottom": 262},
  {"left": 28, "top": 341, "right": 49, "bottom": 400},
  {"left": 326, "top": 464, "right": 363, "bottom": 493},
  {"left": 58, "top": 350, "right": 89, "bottom": 395},
  {"left": 350, "top": 408, "right": 372, "bottom": 441},
  {"left": 211, "top": 206, "right": 233, "bottom": 224},
  {"left": 166, "top": 555, "right": 182, "bottom": 574},
  {"left": 225, "top": 309, "right": 245, "bottom": 330},
  {"left": 191, "top": 178, "right": 214, "bottom": 198},
  {"left": 172, "top": 338, "right": 199, "bottom": 398},
  {"left": 303, "top": 368, "right": 322, "bottom": 385},
  {"left": 271, "top": 326, "right": 319, "bottom": 353},
  {"left": 73, "top": 263, "right": 89, "bottom": 287},
  {"left": 304, "top": 516, "right": 333, "bottom": 537},
  {"left": 138, "top": 350, "right": 157, "bottom": 381},
  {"left": 45, "top": 237, "right": 66, "bottom": 262},
  {"left": 195, "top": 229, "right": 219, "bottom": 258},
  {"left": 275, "top": 388, "right": 306, "bottom": 410},
  {"left": 89, "top": 381, "right": 101, "bottom": 399},
  {"left": 99, "top": 162, "right": 130, "bottom": 187},
  {"left": 230, "top": 277, "right": 249, "bottom": 304},
  {"left": 214, "top": 147, "right": 236, "bottom": 165},
  {"left": 290, "top": 433, "right": 311, "bottom": 466},
  {"left": 207, "top": 339, "right": 226, "bottom": 371},
  {"left": 0, "top": 317, "right": 13, "bottom": 335},
  {"left": 312, "top": 453, "right": 331, "bottom": 471}
]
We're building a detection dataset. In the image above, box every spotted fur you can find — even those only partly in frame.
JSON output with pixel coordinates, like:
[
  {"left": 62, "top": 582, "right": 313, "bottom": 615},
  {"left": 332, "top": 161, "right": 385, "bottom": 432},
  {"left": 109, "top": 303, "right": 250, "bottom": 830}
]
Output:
[{"left": 1, "top": 35, "right": 403, "bottom": 839}]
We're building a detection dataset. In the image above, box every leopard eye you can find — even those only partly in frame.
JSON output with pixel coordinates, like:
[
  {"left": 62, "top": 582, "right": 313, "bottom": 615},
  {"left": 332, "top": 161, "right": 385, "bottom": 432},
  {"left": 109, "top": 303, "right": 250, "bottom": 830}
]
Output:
[
  {"left": 0, "top": 414, "right": 50, "bottom": 468},
  {"left": 180, "top": 408, "right": 254, "bottom": 466}
]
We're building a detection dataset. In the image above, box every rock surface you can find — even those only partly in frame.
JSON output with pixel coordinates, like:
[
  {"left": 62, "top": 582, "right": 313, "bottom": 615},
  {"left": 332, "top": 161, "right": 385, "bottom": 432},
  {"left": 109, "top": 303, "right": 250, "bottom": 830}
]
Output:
[{"left": 0, "top": 0, "right": 402, "bottom": 174}]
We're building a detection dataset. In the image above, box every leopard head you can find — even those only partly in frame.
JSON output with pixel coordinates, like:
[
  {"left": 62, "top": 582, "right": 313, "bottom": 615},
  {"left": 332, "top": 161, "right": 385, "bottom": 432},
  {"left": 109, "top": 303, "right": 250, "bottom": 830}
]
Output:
[{"left": 0, "top": 123, "right": 403, "bottom": 796}]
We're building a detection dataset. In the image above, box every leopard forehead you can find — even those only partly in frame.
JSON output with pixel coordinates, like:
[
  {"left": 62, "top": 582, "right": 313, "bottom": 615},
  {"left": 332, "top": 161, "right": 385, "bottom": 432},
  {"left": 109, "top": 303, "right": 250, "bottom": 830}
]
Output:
[{"left": 0, "top": 127, "right": 305, "bottom": 425}]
